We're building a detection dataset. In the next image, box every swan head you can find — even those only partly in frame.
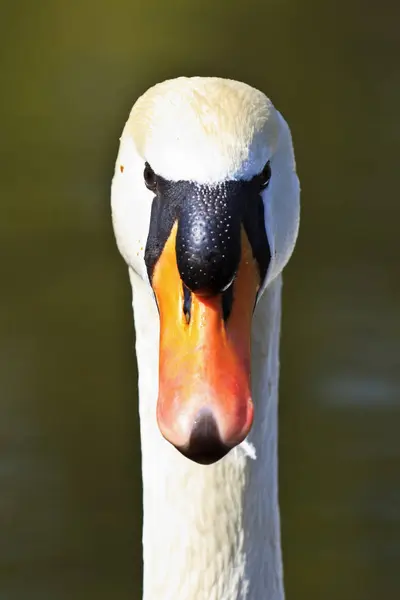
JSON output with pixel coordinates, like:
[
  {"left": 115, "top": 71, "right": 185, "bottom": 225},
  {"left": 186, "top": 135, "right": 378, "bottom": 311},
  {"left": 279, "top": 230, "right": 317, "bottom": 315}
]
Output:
[{"left": 112, "top": 77, "right": 300, "bottom": 464}]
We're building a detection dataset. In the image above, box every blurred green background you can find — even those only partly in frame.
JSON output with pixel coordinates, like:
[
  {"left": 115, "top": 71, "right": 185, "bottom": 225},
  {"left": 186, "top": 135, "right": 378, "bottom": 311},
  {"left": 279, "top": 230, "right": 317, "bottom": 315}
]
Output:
[{"left": 1, "top": 1, "right": 399, "bottom": 598}]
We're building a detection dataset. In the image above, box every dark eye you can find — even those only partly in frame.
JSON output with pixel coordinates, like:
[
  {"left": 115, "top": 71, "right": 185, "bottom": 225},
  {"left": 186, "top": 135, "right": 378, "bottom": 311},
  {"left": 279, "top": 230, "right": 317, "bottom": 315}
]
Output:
[
  {"left": 259, "top": 161, "right": 271, "bottom": 188},
  {"left": 144, "top": 162, "right": 157, "bottom": 191}
]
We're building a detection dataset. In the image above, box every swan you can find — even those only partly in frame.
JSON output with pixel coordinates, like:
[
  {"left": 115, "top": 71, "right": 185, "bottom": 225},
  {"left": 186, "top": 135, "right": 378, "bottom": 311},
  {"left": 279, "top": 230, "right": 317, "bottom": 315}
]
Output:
[{"left": 111, "top": 77, "right": 300, "bottom": 600}]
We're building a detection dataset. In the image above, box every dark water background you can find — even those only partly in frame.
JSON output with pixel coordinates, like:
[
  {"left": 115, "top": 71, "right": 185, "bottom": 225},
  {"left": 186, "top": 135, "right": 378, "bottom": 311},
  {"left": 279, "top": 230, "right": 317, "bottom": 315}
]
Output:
[{"left": 1, "top": 1, "right": 399, "bottom": 598}]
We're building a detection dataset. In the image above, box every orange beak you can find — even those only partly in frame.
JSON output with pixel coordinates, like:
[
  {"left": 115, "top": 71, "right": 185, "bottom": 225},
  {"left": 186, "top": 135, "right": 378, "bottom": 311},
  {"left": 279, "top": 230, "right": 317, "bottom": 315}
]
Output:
[{"left": 152, "top": 223, "right": 260, "bottom": 464}]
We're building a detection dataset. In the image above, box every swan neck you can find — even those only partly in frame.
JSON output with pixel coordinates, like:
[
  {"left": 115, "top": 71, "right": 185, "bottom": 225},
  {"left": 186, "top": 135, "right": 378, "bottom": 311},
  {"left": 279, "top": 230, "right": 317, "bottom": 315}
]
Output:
[{"left": 131, "top": 269, "right": 284, "bottom": 600}]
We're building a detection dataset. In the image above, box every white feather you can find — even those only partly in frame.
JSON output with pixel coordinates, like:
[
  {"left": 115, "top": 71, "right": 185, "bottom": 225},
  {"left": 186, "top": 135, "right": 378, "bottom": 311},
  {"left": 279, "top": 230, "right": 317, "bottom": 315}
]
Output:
[{"left": 111, "top": 77, "right": 300, "bottom": 600}]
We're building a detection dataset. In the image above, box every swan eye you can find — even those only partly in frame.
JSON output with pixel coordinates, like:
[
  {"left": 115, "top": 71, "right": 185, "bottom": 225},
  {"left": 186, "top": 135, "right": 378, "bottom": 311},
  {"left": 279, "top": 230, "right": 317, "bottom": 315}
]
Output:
[
  {"left": 259, "top": 161, "right": 271, "bottom": 189},
  {"left": 144, "top": 162, "right": 157, "bottom": 191}
]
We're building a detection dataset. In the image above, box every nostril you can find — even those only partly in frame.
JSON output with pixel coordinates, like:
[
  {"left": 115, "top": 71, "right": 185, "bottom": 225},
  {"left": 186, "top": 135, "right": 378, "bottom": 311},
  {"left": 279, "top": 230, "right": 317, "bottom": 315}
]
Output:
[
  {"left": 182, "top": 284, "right": 192, "bottom": 324},
  {"left": 221, "top": 283, "right": 234, "bottom": 321},
  {"left": 177, "top": 410, "right": 231, "bottom": 465}
]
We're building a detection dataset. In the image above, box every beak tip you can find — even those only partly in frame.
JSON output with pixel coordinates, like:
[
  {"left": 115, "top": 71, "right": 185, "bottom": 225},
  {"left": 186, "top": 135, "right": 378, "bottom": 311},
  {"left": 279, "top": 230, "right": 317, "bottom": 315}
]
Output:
[
  {"left": 177, "top": 443, "right": 230, "bottom": 465},
  {"left": 158, "top": 405, "right": 253, "bottom": 465},
  {"left": 179, "top": 409, "right": 230, "bottom": 464}
]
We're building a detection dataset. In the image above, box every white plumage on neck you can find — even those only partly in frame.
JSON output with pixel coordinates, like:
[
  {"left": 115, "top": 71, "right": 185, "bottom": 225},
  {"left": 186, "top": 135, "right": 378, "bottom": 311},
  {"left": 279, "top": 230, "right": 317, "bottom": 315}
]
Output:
[{"left": 131, "top": 269, "right": 284, "bottom": 600}]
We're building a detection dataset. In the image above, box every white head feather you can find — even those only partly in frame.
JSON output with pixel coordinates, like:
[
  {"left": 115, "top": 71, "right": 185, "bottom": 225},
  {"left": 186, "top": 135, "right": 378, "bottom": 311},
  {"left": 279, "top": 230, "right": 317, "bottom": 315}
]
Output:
[{"left": 111, "top": 76, "right": 299, "bottom": 294}]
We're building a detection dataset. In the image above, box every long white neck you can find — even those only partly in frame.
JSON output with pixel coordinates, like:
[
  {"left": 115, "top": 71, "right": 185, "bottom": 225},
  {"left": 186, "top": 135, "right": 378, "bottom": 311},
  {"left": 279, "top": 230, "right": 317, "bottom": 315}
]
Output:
[{"left": 130, "top": 269, "right": 284, "bottom": 600}]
